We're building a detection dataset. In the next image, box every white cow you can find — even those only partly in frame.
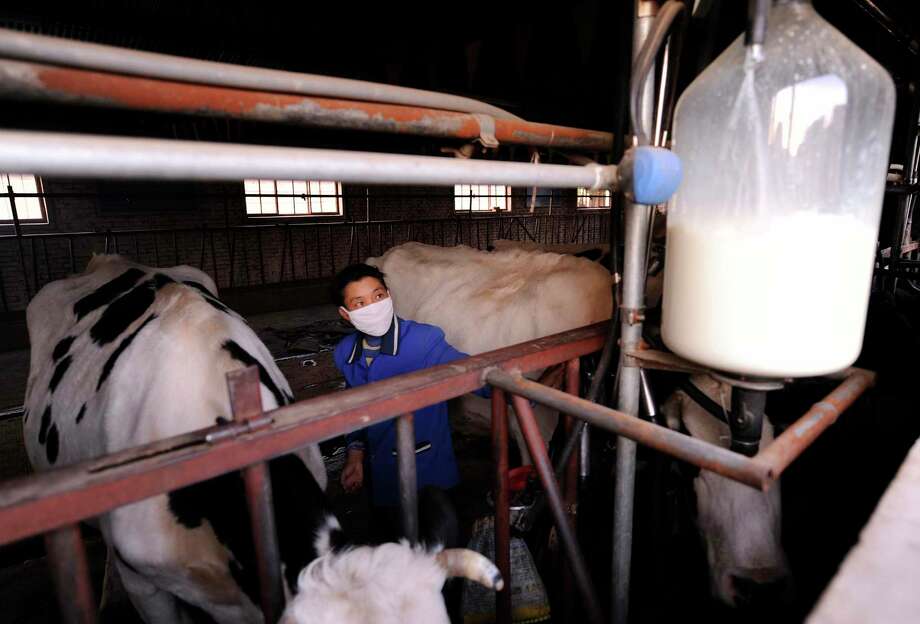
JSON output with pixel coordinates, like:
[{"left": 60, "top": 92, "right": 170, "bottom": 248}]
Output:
[
  {"left": 368, "top": 243, "right": 789, "bottom": 608},
  {"left": 662, "top": 374, "right": 791, "bottom": 607},
  {"left": 367, "top": 242, "right": 613, "bottom": 462},
  {"left": 23, "top": 255, "right": 500, "bottom": 624}
]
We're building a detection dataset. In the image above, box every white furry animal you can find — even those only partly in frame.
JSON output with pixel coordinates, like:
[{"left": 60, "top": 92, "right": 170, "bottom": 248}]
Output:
[
  {"left": 367, "top": 242, "right": 613, "bottom": 462},
  {"left": 662, "top": 375, "right": 791, "bottom": 608},
  {"left": 282, "top": 542, "right": 502, "bottom": 624}
]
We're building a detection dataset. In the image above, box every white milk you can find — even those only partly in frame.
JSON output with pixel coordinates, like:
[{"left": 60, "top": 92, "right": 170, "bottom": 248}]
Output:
[{"left": 661, "top": 211, "right": 877, "bottom": 377}]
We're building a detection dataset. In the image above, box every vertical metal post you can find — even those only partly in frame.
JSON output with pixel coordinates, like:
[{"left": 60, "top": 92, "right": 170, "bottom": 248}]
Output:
[
  {"left": 227, "top": 367, "right": 284, "bottom": 623},
  {"left": 395, "top": 412, "right": 418, "bottom": 545},
  {"left": 729, "top": 386, "right": 768, "bottom": 457},
  {"left": 564, "top": 359, "right": 581, "bottom": 623},
  {"left": 512, "top": 395, "right": 603, "bottom": 624},
  {"left": 9, "top": 185, "right": 32, "bottom": 299},
  {"left": 613, "top": 2, "right": 658, "bottom": 622},
  {"left": 491, "top": 388, "right": 512, "bottom": 624},
  {"left": 44, "top": 524, "right": 97, "bottom": 624}
]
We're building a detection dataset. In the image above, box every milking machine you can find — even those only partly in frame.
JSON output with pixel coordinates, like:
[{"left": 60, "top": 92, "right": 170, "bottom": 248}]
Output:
[{"left": 564, "top": 0, "right": 895, "bottom": 621}]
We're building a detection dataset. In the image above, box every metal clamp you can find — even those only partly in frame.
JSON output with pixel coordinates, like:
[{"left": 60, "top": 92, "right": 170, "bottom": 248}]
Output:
[
  {"left": 205, "top": 415, "right": 274, "bottom": 444},
  {"left": 471, "top": 113, "right": 499, "bottom": 148},
  {"left": 621, "top": 305, "right": 645, "bottom": 325}
]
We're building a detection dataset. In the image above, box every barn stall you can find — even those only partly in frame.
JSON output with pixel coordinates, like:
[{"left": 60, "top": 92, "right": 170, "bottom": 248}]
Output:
[{"left": 0, "top": 1, "right": 918, "bottom": 623}]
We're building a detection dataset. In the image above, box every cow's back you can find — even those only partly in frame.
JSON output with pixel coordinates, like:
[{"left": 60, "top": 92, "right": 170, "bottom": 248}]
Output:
[
  {"left": 23, "top": 255, "right": 324, "bottom": 486},
  {"left": 368, "top": 243, "right": 612, "bottom": 354}
]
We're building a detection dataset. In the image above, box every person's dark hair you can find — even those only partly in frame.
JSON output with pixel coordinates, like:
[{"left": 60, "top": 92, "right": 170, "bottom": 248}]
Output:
[{"left": 332, "top": 263, "right": 388, "bottom": 307}]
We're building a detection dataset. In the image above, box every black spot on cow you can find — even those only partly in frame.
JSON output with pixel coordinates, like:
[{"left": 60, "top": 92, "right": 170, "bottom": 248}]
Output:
[
  {"left": 52, "top": 336, "right": 76, "bottom": 363},
  {"left": 74, "top": 268, "right": 146, "bottom": 320},
  {"left": 221, "top": 340, "right": 286, "bottom": 408},
  {"left": 90, "top": 275, "right": 172, "bottom": 345},
  {"left": 182, "top": 280, "right": 232, "bottom": 315},
  {"left": 75, "top": 404, "right": 87, "bottom": 424},
  {"left": 168, "top": 454, "right": 334, "bottom": 601},
  {"left": 38, "top": 405, "right": 52, "bottom": 445},
  {"left": 49, "top": 355, "right": 72, "bottom": 393},
  {"left": 97, "top": 315, "right": 158, "bottom": 390},
  {"left": 46, "top": 424, "right": 60, "bottom": 464},
  {"left": 153, "top": 273, "right": 174, "bottom": 289},
  {"left": 182, "top": 280, "right": 217, "bottom": 298}
]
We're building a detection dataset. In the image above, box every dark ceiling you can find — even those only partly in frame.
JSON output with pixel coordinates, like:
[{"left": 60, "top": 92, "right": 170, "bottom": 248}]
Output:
[{"left": 0, "top": 1, "right": 918, "bottom": 143}]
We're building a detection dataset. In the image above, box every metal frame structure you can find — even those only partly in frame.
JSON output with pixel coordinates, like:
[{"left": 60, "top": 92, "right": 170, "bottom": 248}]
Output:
[{"left": 0, "top": 11, "right": 879, "bottom": 624}]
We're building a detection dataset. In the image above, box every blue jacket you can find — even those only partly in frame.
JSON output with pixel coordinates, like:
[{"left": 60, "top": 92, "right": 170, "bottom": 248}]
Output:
[{"left": 334, "top": 316, "right": 487, "bottom": 506}]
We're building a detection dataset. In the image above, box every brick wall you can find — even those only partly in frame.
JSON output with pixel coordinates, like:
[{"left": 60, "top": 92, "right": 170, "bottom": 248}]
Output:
[{"left": 0, "top": 179, "right": 610, "bottom": 312}]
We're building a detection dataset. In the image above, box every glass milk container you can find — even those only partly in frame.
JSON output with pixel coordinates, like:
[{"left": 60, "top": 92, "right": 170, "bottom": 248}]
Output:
[{"left": 661, "top": 0, "right": 895, "bottom": 378}]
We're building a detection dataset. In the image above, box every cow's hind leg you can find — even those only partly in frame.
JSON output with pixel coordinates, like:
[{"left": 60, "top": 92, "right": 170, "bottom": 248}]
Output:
[
  {"left": 99, "top": 546, "right": 140, "bottom": 623},
  {"left": 114, "top": 558, "right": 195, "bottom": 624}
]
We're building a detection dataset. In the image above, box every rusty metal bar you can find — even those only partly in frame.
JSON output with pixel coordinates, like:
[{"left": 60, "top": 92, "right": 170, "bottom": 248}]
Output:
[
  {"left": 0, "top": 28, "right": 520, "bottom": 119},
  {"left": 395, "top": 413, "right": 418, "bottom": 545},
  {"left": 0, "top": 60, "right": 613, "bottom": 150},
  {"left": 227, "top": 367, "right": 284, "bottom": 624},
  {"left": 44, "top": 524, "right": 96, "bottom": 624},
  {"left": 511, "top": 395, "right": 604, "bottom": 624},
  {"left": 489, "top": 368, "right": 770, "bottom": 489},
  {"left": 563, "top": 359, "right": 581, "bottom": 624},
  {"left": 0, "top": 323, "right": 606, "bottom": 547},
  {"left": 757, "top": 369, "right": 876, "bottom": 479},
  {"left": 491, "top": 388, "right": 512, "bottom": 624}
]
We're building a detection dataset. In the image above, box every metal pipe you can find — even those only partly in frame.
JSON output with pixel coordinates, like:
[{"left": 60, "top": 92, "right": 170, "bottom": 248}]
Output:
[
  {"left": 0, "top": 27, "right": 520, "bottom": 119},
  {"left": 228, "top": 367, "right": 284, "bottom": 624},
  {"left": 0, "top": 60, "right": 613, "bottom": 152},
  {"left": 44, "top": 524, "right": 96, "bottom": 624},
  {"left": 0, "top": 130, "right": 617, "bottom": 189},
  {"left": 0, "top": 323, "right": 607, "bottom": 547},
  {"left": 511, "top": 395, "right": 604, "bottom": 624},
  {"left": 629, "top": 1, "right": 687, "bottom": 146},
  {"left": 563, "top": 359, "right": 581, "bottom": 624},
  {"left": 614, "top": 2, "right": 660, "bottom": 618},
  {"left": 491, "top": 388, "right": 512, "bottom": 624},
  {"left": 395, "top": 413, "right": 418, "bottom": 545},
  {"left": 757, "top": 369, "right": 876, "bottom": 479},
  {"left": 489, "top": 369, "right": 770, "bottom": 489},
  {"left": 729, "top": 386, "right": 768, "bottom": 456}
]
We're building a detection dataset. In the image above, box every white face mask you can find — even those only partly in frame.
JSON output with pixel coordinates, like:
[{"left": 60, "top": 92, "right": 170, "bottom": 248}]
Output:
[{"left": 342, "top": 296, "right": 394, "bottom": 337}]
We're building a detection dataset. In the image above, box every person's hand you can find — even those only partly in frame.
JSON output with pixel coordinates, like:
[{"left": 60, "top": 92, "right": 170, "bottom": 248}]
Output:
[{"left": 341, "top": 449, "right": 365, "bottom": 493}]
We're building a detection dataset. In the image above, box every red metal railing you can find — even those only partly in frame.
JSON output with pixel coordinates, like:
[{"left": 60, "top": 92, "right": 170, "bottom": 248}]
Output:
[{"left": 0, "top": 323, "right": 874, "bottom": 624}]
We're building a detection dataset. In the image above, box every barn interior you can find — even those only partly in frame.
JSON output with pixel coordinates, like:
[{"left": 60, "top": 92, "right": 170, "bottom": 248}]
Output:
[{"left": 0, "top": 1, "right": 919, "bottom": 623}]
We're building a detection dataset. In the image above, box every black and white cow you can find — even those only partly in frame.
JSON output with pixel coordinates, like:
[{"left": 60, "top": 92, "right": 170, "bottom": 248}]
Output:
[{"left": 23, "top": 255, "right": 501, "bottom": 624}]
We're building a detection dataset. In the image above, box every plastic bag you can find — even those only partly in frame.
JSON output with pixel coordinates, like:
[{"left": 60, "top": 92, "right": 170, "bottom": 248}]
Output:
[{"left": 461, "top": 516, "right": 551, "bottom": 624}]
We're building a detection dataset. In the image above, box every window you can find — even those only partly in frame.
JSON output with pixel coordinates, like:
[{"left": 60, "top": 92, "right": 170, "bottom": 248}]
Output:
[
  {"left": 454, "top": 184, "right": 511, "bottom": 212},
  {"left": 577, "top": 188, "right": 611, "bottom": 210},
  {"left": 0, "top": 174, "right": 47, "bottom": 224},
  {"left": 244, "top": 179, "right": 342, "bottom": 217}
]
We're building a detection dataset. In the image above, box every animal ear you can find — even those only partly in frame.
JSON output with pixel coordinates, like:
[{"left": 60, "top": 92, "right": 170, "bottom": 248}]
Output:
[{"left": 435, "top": 549, "right": 504, "bottom": 591}]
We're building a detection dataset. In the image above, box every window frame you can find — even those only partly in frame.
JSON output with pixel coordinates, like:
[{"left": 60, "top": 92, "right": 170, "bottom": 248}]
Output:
[
  {"left": 454, "top": 184, "right": 512, "bottom": 213},
  {"left": 243, "top": 179, "right": 344, "bottom": 219},
  {"left": 576, "top": 187, "right": 612, "bottom": 211},
  {"left": 0, "top": 174, "right": 49, "bottom": 226}
]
